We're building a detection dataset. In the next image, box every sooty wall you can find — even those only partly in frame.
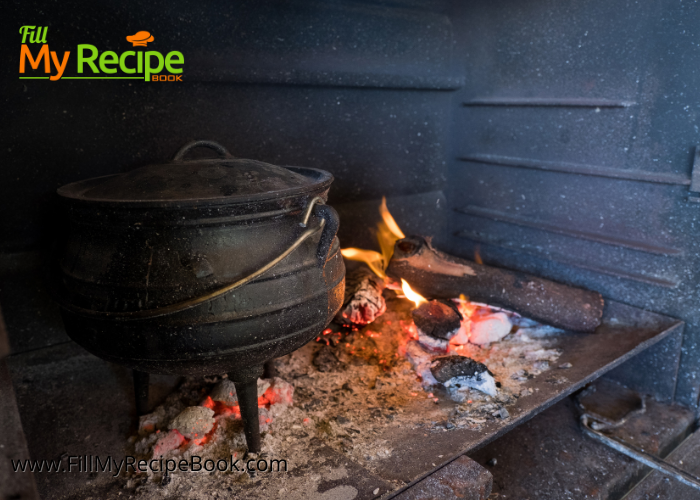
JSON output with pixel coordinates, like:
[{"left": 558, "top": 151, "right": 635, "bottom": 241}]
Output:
[{"left": 443, "top": 0, "right": 700, "bottom": 408}]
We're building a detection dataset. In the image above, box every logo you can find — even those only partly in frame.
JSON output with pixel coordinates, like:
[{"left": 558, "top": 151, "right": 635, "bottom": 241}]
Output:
[
  {"left": 126, "top": 31, "right": 154, "bottom": 47},
  {"left": 19, "top": 26, "right": 183, "bottom": 82}
]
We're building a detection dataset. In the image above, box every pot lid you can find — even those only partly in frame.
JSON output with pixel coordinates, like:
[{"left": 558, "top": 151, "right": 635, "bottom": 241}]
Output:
[{"left": 57, "top": 140, "right": 332, "bottom": 206}]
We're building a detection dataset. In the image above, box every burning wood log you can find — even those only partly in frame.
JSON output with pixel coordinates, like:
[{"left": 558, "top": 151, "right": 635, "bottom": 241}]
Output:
[
  {"left": 334, "top": 265, "right": 386, "bottom": 325},
  {"left": 387, "top": 236, "right": 604, "bottom": 332}
]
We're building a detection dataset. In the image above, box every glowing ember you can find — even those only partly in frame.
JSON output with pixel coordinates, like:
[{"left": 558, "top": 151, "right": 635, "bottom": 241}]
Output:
[
  {"left": 401, "top": 279, "right": 427, "bottom": 308},
  {"left": 135, "top": 376, "right": 294, "bottom": 464}
]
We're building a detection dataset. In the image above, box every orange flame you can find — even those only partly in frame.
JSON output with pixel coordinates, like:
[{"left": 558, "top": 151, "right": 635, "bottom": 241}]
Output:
[
  {"left": 377, "top": 196, "right": 405, "bottom": 267},
  {"left": 456, "top": 293, "right": 478, "bottom": 318},
  {"left": 340, "top": 196, "right": 405, "bottom": 278},
  {"left": 380, "top": 196, "right": 405, "bottom": 239},
  {"left": 401, "top": 279, "right": 427, "bottom": 308},
  {"left": 340, "top": 248, "right": 386, "bottom": 278},
  {"left": 474, "top": 245, "right": 483, "bottom": 265}
]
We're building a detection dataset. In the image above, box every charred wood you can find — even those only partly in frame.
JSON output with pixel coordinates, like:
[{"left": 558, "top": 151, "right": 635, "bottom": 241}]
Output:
[
  {"left": 387, "top": 236, "right": 604, "bottom": 332},
  {"left": 335, "top": 265, "right": 386, "bottom": 325},
  {"left": 412, "top": 300, "right": 463, "bottom": 341}
]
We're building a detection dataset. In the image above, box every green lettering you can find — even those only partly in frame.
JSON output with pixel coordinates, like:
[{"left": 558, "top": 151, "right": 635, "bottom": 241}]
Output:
[
  {"left": 98, "top": 51, "right": 118, "bottom": 73},
  {"left": 119, "top": 51, "right": 135, "bottom": 73},
  {"left": 164, "top": 51, "right": 184, "bottom": 73},
  {"left": 144, "top": 51, "right": 164, "bottom": 81},
  {"left": 31, "top": 27, "right": 48, "bottom": 44},
  {"left": 19, "top": 26, "right": 36, "bottom": 44},
  {"left": 137, "top": 51, "right": 143, "bottom": 73},
  {"left": 77, "top": 45, "right": 99, "bottom": 73}
]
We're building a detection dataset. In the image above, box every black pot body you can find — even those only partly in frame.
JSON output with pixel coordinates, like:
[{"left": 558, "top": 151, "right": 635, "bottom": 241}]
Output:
[{"left": 56, "top": 186, "right": 345, "bottom": 376}]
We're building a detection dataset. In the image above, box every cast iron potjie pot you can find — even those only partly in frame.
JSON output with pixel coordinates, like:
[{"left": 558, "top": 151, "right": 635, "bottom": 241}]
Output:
[{"left": 55, "top": 141, "right": 345, "bottom": 452}]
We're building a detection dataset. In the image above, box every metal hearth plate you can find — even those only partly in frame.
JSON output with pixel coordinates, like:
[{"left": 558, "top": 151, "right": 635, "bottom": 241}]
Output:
[{"left": 378, "top": 300, "right": 684, "bottom": 494}]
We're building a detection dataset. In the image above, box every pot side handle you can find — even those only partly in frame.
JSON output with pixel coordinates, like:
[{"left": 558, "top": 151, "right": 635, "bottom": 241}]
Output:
[{"left": 313, "top": 203, "right": 340, "bottom": 267}]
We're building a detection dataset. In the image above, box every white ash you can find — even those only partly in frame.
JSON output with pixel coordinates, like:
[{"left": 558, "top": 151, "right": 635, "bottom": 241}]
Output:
[
  {"left": 531, "top": 360, "right": 550, "bottom": 373},
  {"left": 209, "top": 378, "right": 237, "bottom": 405},
  {"left": 444, "top": 374, "right": 497, "bottom": 399},
  {"left": 524, "top": 348, "right": 561, "bottom": 362},
  {"left": 454, "top": 299, "right": 564, "bottom": 342},
  {"left": 139, "top": 405, "right": 168, "bottom": 434},
  {"left": 448, "top": 325, "right": 470, "bottom": 345},
  {"left": 169, "top": 406, "right": 215, "bottom": 440},
  {"left": 120, "top": 294, "right": 563, "bottom": 498},
  {"left": 510, "top": 316, "right": 565, "bottom": 337},
  {"left": 469, "top": 312, "right": 512, "bottom": 345},
  {"left": 265, "top": 377, "right": 295, "bottom": 406},
  {"left": 128, "top": 376, "right": 294, "bottom": 484},
  {"left": 430, "top": 354, "right": 498, "bottom": 398},
  {"left": 405, "top": 341, "right": 439, "bottom": 387},
  {"left": 152, "top": 429, "right": 185, "bottom": 458},
  {"left": 258, "top": 378, "right": 272, "bottom": 397},
  {"left": 416, "top": 330, "right": 449, "bottom": 352},
  {"left": 209, "top": 378, "right": 276, "bottom": 405},
  {"left": 497, "top": 407, "right": 510, "bottom": 419}
]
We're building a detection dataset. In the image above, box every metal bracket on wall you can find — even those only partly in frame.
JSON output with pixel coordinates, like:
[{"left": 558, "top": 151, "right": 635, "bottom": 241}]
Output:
[
  {"left": 577, "top": 382, "right": 700, "bottom": 492},
  {"left": 687, "top": 147, "right": 700, "bottom": 202}
]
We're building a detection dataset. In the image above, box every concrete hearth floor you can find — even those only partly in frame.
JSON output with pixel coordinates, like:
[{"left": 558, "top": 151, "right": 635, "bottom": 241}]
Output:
[
  {"left": 469, "top": 386, "right": 694, "bottom": 500},
  {"left": 7, "top": 342, "right": 182, "bottom": 499}
]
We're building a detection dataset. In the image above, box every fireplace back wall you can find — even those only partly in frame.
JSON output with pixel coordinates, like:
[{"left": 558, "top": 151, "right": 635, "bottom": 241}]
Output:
[
  {"left": 3, "top": 0, "right": 700, "bottom": 408},
  {"left": 444, "top": 0, "right": 700, "bottom": 409}
]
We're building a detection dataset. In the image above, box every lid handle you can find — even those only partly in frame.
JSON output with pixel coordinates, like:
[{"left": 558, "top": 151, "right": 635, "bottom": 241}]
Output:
[{"left": 173, "top": 140, "right": 232, "bottom": 161}]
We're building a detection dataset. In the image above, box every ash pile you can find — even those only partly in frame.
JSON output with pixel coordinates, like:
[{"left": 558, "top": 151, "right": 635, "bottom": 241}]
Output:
[
  {"left": 123, "top": 284, "right": 563, "bottom": 496},
  {"left": 119, "top": 197, "right": 600, "bottom": 497}
]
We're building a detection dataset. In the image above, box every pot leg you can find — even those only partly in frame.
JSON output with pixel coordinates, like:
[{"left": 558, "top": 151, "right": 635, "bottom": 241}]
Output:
[
  {"left": 233, "top": 379, "right": 261, "bottom": 453},
  {"left": 263, "top": 359, "right": 276, "bottom": 379},
  {"left": 133, "top": 370, "right": 150, "bottom": 416},
  {"left": 229, "top": 365, "right": 264, "bottom": 453}
]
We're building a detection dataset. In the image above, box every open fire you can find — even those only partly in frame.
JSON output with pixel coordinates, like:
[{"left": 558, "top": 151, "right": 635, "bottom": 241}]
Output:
[{"left": 124, "top": 198, "right": 570, "bottom": 495}]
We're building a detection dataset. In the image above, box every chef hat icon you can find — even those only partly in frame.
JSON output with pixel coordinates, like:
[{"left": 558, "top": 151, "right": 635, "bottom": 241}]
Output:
[{"left": 126, "top": 31, "right": 154, "bottom": 47}]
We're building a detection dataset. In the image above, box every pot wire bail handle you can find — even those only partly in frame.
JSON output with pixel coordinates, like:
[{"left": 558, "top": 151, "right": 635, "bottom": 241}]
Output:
[
  {"left": 59, "top": 197, "right": 329, "bottom": 321},
  {"left": 172, "top": 140, "right": 233, "bottom": 161}
]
